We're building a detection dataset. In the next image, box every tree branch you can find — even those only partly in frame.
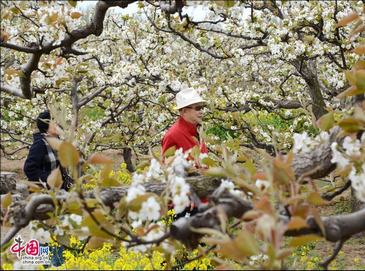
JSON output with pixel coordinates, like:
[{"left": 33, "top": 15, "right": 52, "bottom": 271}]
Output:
[{"left": 1, "top": 0, "right": 137, "bottom": 99}]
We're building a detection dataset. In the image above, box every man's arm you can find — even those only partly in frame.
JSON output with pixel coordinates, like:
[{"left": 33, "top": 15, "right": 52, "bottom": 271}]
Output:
[{"left": 23, "top": 141, "right": 48, "bottom": 182}]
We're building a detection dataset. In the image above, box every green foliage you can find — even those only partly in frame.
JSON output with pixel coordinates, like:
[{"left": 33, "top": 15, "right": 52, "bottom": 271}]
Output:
[
  {"left": 206, "top": 124, "right": 237, "bottom": 140},
  {"left": 81, "top": 107, "right": 105, "bottom": 121}
]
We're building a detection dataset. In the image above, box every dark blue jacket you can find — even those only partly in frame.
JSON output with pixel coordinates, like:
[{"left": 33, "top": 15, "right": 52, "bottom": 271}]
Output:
[{"left": 24, "top": 133, "right": 59, "bottom": 183}]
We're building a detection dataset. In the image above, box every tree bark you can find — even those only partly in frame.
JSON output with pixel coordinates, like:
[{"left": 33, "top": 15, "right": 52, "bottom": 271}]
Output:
[
  {"left": 0, "top": 172, "right": 17, "bottom": 194},
  {"left": 122, "top": 147, "right": 135, "bottom": 173},
  {"left": 292, "top": 127, "right": 340, "bottom": 179},
  {"left": 291, "top": 59, "right": 328, "bottom": 119}
]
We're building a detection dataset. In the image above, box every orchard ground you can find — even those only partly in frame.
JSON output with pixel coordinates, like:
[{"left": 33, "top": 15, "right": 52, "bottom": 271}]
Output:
[{"left": 1, "top": 151, "right": 364, "bottom": 270}]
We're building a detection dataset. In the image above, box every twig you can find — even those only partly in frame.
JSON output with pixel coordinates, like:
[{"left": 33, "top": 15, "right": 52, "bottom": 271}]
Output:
[
  {"left": 127, "top": 232, "right": 170, "bottom": 248},
  {"left": 319, "top": 239, "right": 346, "bottom": 270},
  {"left": 78, "top": 190, "right": 133, "bottom": 242},
  {"left": 322, "top": 180, "right": 351, "bottom": 201}
]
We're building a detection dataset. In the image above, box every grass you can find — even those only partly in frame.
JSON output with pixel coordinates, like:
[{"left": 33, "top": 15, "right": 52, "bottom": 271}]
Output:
[{"left": 285, "top": 188, "right": 365, "bottom": 270}]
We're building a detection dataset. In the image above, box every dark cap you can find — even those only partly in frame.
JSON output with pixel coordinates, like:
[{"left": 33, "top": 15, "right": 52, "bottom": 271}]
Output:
[{"left": 36, "top": 110, "right": 51, "bottom": 133}]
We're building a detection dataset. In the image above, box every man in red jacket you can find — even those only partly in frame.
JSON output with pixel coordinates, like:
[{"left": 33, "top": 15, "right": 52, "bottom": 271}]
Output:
[
  {"left": 162, "top": 87, "right": 208, "bottom": 156},
  {"left": 162, "top": 88, "right": 208, "bottom": 219}
]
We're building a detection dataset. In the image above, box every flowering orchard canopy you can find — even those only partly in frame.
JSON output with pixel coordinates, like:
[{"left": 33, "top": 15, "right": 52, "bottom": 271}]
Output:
[{"left": 1, "top": 0, "right": 365, "bottom": 270}]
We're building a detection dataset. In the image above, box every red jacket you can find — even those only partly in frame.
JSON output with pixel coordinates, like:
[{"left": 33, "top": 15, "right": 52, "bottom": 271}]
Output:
[{"left": 162, "top": 117, "right": 208, "bottom": 155}]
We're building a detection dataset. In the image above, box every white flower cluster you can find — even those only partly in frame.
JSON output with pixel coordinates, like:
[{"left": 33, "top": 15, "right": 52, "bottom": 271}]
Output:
[
  {"left": 331, "top": 135, "right": 364, "bottom": 169},
  {"left": 126, "top": 173, "right": 161, "bottom": 222},
  {"left": 169, "top": 148, "right": 192, "bottom": 177},
  {"left": 219, "top": 179, "right": 244, "bottom": 197},
  {"left": 129, "top": 197, "right": 161, "bottom": 222},
  {"left": 165, "top": 148, "right": 193, "bottom": 213},
  {"left": 293, "top": 131, "right": 330, "bottom": 154},
  {"left": 349, "top": 164, "right": 365, "bottom": 202},
  {"left": 128, "top": 223, "right": 166, "bottom": 253},
  {"left": 53, "top": 214, "right": 88, "bottom": 238},
  {"left": 330, "top": 134, "right": 365, "bottom": 202},
  {"left": 146, "top": 159, "right": 163, "bottom": 180},
  {"left": 30, "top": 224, "right": 51, "bottom": 244},
  {"left": 170, "top": 175, "right": 191, "bottom": 214}
]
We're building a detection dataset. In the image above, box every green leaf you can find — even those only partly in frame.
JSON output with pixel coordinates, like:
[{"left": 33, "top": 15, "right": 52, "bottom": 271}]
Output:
[
  {"left": 205, "top": 167, "right": 227, "bottom": 177},
  {"left": 216, "top": 230, "right": 260, "bottom": 261},
  {"left": 338, "top": 117, "right": 364, "bottom": 133},
  {"left": 316, "top": 111, "right": 334, "bottom": 131},
  {"left": 128, "top": 193, "right": 156, "bottom": 212},
  {"left": 272, "top": 156, "right": 295, "bottom": 186},
  {"left": 85, "top": 237, "right": 108, "bottom": 250},
  {"left": 70, "top": 11, "right": 82, "bottom": 19},
  {"left": 287, "top": 216, "right": 308, "bottom": 230},
  {"left": 337, "top": 85, "right": 363, "bottom": 98},
  {"left": 307, "top": 192, "right": 329, "bottom": 206},
  {"left": 65, "top": 198, "right": 82, "bottom": 215},
  {"left": 100, "top": 177, "right": 120, "bottom": 188},
  {"left": 47, "top": 167, "right": 63, "bottom": 189},
  {"left": 190, "top": 145, "right": 200, "bottom": 160},
  {"left": 353, "top": 46, "right": 365, "bottom": 55},
  {"left": 1, "top": 193, "right": 12, "bottom": 209},
  {"left": 224, "top": 0, "right": 235, "bottom": 8},
  {"left": 164, "top": 146, "right": 176, "bottom": 158},
  {"left": 337, "top": 12, "right": 359, "bottom": 28},
  {"left": 68, "top": 0, "right": 77, "bottom": 7},
  {"left": 201, "top": 156, "right": 218, "bottom": 167},
  {"left": 243, "top": 159, "right": 256, "bottom": 176},
  {"left": 10, "top": 7, "right": 21, "bottom": 14},
  {"left": 45, "top": 13, "right": 58, "bottom": 25},
  {"left": 355, "top": 70, "right": 365, "bottom": 91},
  {"left": 59, "top": 141, "right": 80, "bottom": 168},
  {"left": 216, "top": 0, "right": 235, "bottom": 8},
  {"left": 82, "top": 210, "right": 114, "bottom": 239},
  {"left": 87, "top": 153, "right": 113, "bottom": 165}
]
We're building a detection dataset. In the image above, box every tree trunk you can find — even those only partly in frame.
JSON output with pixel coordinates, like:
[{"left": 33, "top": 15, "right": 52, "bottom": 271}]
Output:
[
  {"left": 122, "top": 147, "right": 135, "bottom": 173},
  {"left": 0, "top": 171, "right": 17, "bottom": 194},
  {"left": 292, "top": 59, "right": 328, "bottom": 119}
]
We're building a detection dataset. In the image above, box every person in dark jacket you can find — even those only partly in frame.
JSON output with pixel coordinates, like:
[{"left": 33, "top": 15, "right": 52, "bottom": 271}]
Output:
[
  {"left": 24, "top": 110, "right": 72, "bottom": 190},
  {"left": 24, "top": 110, "right": 70, "bottom": 267}
]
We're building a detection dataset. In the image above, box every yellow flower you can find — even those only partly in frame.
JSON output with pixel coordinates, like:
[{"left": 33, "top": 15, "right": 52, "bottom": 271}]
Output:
[{"left": 1, "top": 263, "right": 13, "bottom": 270}]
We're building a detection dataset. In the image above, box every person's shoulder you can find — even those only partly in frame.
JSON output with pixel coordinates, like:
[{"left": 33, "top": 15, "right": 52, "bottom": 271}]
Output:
[{"left": 30, "top": 133, "right": 47, "bottom": 148}]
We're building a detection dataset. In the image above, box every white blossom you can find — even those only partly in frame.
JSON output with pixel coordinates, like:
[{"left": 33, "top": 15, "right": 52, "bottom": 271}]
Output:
[
  {"left": 293, "top": 132, "right": 312, "bottom": 154},
  {"left": 255, "top": 179, "right": 271, "bottom": 192},
  {"left": 68, "top": 214, "right": 82, "bottom": 225},
  {"left": 130, "top": 223, "right": 165, "bottom": 253},
  {"left": 146, "top": 159, "right": 162, "bottom": 180},
  {"left": 139, "top": 197, "right": 161, "bottom": 221},
  {"left": 172, "top": 193, "right": 190, "bottom": 214},
  {"left": 126, "top": 184, "right": 146, "bottom": 203},
  {"left": 30, "top": 227, "right": 51, "bottom": 244},
  {"left": 330, "top": 142, "right": 350, "bottom": 168},
  {"left": 343, "top": 136, "right": 361, "bottom": 157},
  {"left": 349, "top": 165, "right": 365, "bottom": 202},
  {"left": 219, "top": 179, "right": 244, "bottom": 197},
  {"left": 170, "top": 148, "right": 191, "bottom": 177}
]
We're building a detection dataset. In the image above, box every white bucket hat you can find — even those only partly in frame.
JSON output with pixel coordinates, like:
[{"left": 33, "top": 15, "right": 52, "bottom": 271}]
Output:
[{"left": 176, "top": 88, "right": 205, "bottom": 109}]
